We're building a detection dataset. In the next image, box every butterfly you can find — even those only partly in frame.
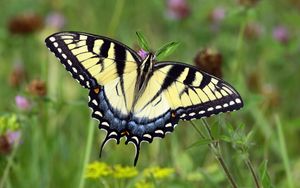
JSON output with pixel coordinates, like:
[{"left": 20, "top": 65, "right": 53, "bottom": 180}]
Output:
[{"left": 45, "top": 32, "right": 243, "bottom": 166}]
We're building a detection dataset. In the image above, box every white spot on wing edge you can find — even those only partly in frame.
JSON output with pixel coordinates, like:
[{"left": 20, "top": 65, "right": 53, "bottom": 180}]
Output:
[
  {"left": 189, "top": 112, "right": 196, "bottom": 116},
  {"left": 72, "top": 67, "right": 78, "bottom": 73},
  {"left": 109, "top": 131, "right": 117, "bottom": 136},
  {"left": 235, "top": 98, "right": 242, "bottom": 104},
  {"left": 155, "top": 130, "right": 164, "bottom": 135},
  {"left": 207, "top": 107, "right": 214, "bottom": 111},
  {"left": 92, "top": 99, "right": 98, "bottom": 106},
  {"left": 131, "top": 136, "right": 139, "bottom": 144},
  {"left": 199, "top": 110, "right": 205, "bottom": 114},
  {"left": 79, "top": 75, "right": 84, "bottom": 80},
  {"left": 165, "top": 123, "right": 172, "bottom": 127},
  {"left": 216, "top": 105, "right": 222, "bottom": 109},
  {"left": 143, "top": 134, "right": 152, "bottom": 139},
  {"left": 53, "top": 42, "right": 58, "bottom": 47},
  {"left": 94, "top": 111, "right": 102, "bottom": 117},
  {"left": 49, "top": 37, "right": 55, "bottom": 42},
  {"left": 229, "top": 101, "right": 235, "bottom": 105},
  {"left": 101, "top": 122, "right": 109, "bottom": 127},
  {"left": 223, "top": 103, "right": 229, "bottom": 107}
]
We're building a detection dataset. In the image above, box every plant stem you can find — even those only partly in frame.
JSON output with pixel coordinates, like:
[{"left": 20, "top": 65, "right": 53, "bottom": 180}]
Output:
[
  {"left": 107, "top": 0, "right": 125, "bottom": 36},
  {"left": 0, "top": 143, "right": 18, "bottom": 188},
  {"left": 78, "top": 119, "right": 95, "bottom": 188},
  {"left": 275, "top": 114, "right": 294, "bottom": 188},
  {"left": 191, "top": 121, "right": 238, "bottom": 188},
  {"left": 245, "top": 159, "right": 260, "bottom": 188}
]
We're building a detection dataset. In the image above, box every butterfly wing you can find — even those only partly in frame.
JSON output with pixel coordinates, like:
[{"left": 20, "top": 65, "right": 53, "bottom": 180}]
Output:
[
  {"left": 153, "top": 62, "right": 243, "bottom": 118},
  {"left": 45, "top": 31, "right": 141, "bottom": 88},
  {"left": 126, "top": 61, "right": 243, "bottom": 164},
  {"left": 45, "top": 32, "right": 142, "bottom": 158}
]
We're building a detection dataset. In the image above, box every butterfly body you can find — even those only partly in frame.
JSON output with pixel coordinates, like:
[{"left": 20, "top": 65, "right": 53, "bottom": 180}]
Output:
[{"left": 45, "top": 32, "right": 243, "bottom": 165}]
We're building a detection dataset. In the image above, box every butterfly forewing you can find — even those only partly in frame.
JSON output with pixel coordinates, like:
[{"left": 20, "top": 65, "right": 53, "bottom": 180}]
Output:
[
  {"left": 152, "top": 62, "right": 243, "bottom": 120},
  {"left": 45, "top": 32, "right": 141, "bottom": 88}
]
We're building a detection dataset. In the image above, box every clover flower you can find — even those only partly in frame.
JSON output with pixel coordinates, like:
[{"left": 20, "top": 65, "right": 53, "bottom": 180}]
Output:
[
  {"left": 210, "top": 7, "right": 225, "bottom": 24},
  {"left": 45, "top": 11, "right": 66, "bottom": 30},
  {"left": 273, "top": 25, "right": 289, "bottom": 44},
  {"left": 7, "top": 11, "right": 43, "bottom": 35},
  {"left": 138, "top": 49, "right": 149, "bottom": 60},
  {"left": 27, "top": 79, "right": 47, "bottom": 97},
  {"left": 166, "top": 0, "right": 191, "bottom": 20},
  {"left": 194, "top": 48, "right": 223, "bottom": 78},
  {"left": 15, "top": 96, "right": 31, "bottom": 111}
]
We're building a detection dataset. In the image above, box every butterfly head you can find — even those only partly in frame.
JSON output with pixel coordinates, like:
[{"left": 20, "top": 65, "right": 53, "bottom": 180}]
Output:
[{"left": 141, "top": 53, "right": 155, "bottom": 73}]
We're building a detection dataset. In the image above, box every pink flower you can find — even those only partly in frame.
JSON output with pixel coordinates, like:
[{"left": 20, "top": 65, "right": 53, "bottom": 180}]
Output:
[
  {"left": 15, "top": 95, "right": 31, "bottom": 110},
  {"left": 272, "top": 25, "right": 289, "bottom": 44},
  {"left": 211, "top": 7, "right": 225, "bottom": 23},
  {"left": 137, "top": 49, "right": 149, "bottom": 60},
  {"left": 0, "top": 131, "right": 21, "bottom": 154},
  {"left": 6, "top": 131, "right": 21, "bottom": 145},
  {"left": 167, "top": 0, "right": 191, "bottom": 20},
  {"left": 45, "top": 11, "right": 66, "bottom": 30}
]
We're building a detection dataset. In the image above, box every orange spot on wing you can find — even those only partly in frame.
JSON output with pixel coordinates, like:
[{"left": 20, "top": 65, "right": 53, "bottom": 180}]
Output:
[
  {"left": 94, "top": 88, "right": 100, "bottom": 94},
  {"left": 171, "top": 112, "right": 176, "bottom": 118},
  {"left": 121, "top": 130, "right": 130, "bottom": 136}
]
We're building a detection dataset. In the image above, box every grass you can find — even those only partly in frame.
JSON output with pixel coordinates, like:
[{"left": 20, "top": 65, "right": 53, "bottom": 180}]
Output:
[{"left": 1, "top": 0, "right": 300, "bottom": 187}]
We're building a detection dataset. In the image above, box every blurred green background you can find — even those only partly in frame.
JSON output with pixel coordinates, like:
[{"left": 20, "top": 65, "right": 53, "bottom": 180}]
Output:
[{"left": 1, "top": 0, "right": 300, "bottom": 187}]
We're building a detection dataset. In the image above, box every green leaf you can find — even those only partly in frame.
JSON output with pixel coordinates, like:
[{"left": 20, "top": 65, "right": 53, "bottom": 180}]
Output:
[
  {"left": 259, "top": 160, "right": 274, "bottom": 188},
  {"left": 155, "top": 41, "right": 180, "bottom": 60},
  {"left": 135, "top": 31, "right": 150, "bottom": 51},
  {"left": 220, "top": 135, "right": 231, "bottom": 143},
  {"left": 187, "top": 138, "right": 213, "bottom": 149}
]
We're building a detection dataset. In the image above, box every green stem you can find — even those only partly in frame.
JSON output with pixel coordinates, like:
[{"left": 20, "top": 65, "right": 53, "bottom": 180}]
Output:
[
  {"left": 245, "top": 159, "right": 260, "bottom": 188},
  {"left": 275, "top": 114, "right": 294, "bottom": 188},
  {"left": 231, "top": 9, "right": 248, "bottom": 76},
  {"left": 78, "top": 119, "right": 95, "bottom": 188},
  {"left": 191, "top": 121, "right": 238, "bottom": 188},
  {"left": 107, "top": 0, "right": 125, "bottom": 36},
  {"left": 0, "top": 143, "right": 19, "bottom": 188},
  {"left": 190, "top": 121, "right": 205, "bottom": 139}
]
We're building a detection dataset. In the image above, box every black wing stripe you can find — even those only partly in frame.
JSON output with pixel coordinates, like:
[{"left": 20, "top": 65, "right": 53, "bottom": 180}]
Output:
[
  {"left": 183, "top": 68, "right": 196, "bottom": 85},
  {"left": 100, "top": 40, "right": 111, "bottom": 58},
  {"left": 161, "top": 65, "right": 185, "bottom": 90},
  {"left": 114, "top": 43, "right": 128, "bottom": 107},
  {"left": 199, "top": 75, "right": 211, "bottom": 89},
  {"left": 114, "top": 44, "right": 126, "bottom": 76},
  {"left": 86, "top": 36, "right": 95, "bottom": 52}
]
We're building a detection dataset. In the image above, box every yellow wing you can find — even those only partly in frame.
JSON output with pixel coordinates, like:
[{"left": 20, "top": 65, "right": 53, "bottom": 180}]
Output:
[
  {"left": 45, "top": 31, "right": 141, "bottom": 88},
  {"left": 132, "top": 61, "right": 243, "bottom": 138}
]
